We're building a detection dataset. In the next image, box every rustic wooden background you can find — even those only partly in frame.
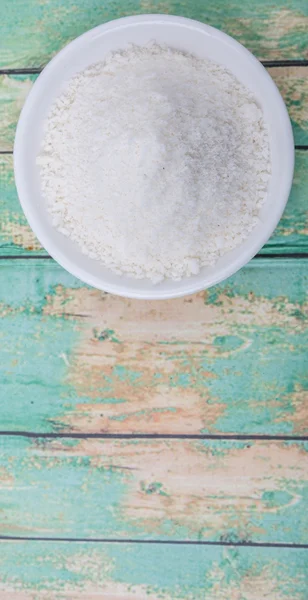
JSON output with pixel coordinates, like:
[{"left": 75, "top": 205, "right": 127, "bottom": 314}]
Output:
[{"left": 0, "top": 0, "right": 307, "bottom": 597}]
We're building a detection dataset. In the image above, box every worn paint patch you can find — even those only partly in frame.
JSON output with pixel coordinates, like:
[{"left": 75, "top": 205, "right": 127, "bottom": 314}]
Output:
[
  {"left": 81, "top": 439, "right": 308, "bottom": 542},
  {"left": 231, "top": 6, "right": 308, "bottom": 59},
  {"left": 268, "top": 7, "right": 308, "bottom": 58},
  {"left": 43, "top": 283, "right": 307, "bottom": 328},
  {"left": 0, "top": 75, "right": 36, "bottom": 151},
  {"left": 60, "top": 389, "right": 222, "bottom": 435},
  {"left": 0, "top": 259, "right": 306, "bottom": 435},
  {"left": 206, "top": 560, "right": 305, "bottom": 600},
  {"left": 2, "top": 0, "right": 308, "bottom": 68},
  {"left": 0, "top": 155, "right": 45, "bottom": 254},
  {"left": 281, "top": 387, "right": 308, "bottom": 434},
  {"left": 0, "top": 542, "right": 306, "bottom": 599},
  {"left": 1, "top": 219, "right": 42, "bottom": 251},
  {"left": 269, "top": 66, "right": 308, "bottom": 145},
  {"left": 2, "top": 437, "right": 307, "bottom": 542},
  {"left": 45, "top": 269, "right": 307, "bottom": 435}
]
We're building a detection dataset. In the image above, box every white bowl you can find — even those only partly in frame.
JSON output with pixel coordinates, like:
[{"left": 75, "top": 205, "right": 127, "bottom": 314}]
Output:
[{"left": 14, "top": 14, "right": 294, "bottom": 299}]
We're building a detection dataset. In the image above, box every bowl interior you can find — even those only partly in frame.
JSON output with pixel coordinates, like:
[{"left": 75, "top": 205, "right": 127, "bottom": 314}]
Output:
[{"left": 14, "top": 15, "right": 294, "bottom": 299}]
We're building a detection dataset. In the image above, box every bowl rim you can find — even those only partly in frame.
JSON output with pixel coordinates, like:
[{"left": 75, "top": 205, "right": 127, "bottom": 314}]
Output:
[{"left": 14, "top": 14, "right": 295, "bottom": 299}]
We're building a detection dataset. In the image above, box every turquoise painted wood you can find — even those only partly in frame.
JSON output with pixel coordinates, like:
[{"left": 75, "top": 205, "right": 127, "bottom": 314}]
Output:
[
  {"left": 0, "top": 0, "right": 307, "bottom": 595},
  {"left": 0, "top": 155, "right": 46, "bottom": 255},
  {"left": 0, "top": 436, "right": 307, "bottom": 543},
  {"left": 0, "top": 258, "right": 307, "bottom": 435},
  {"left": 262, "top": 150, "right": 308, "bottom": 254},
  {"left": 270, "top": 66, "right": 308, "bottom": 146},
  {"left": 0, "top": 542, "right": 307, "bottom": 599},
  {"left": 1, "top": 0, "right": 308, "bottom": 68}
]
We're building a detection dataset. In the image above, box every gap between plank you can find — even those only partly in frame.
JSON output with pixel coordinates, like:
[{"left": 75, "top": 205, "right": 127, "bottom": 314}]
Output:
[
  {"left": 0, "top": 535, "right": 307, "bottom": 549},
  {"left": 1, "top": 147, "right": 307, "bottom": 156},
  {"left": 1, "top": 254, "right": 308, "bottom": 260},
  {"left": 0, "top": 431, "right": 307, "bottom": 440},
  {"left": 3, "top": 147, "right": 308, "bottom": 153},
  {"left": 0, "top": 60, "right": 308, "bottom": 74},
  {"left": 262, "top": 60, "right": 308, "bottom": 67}
]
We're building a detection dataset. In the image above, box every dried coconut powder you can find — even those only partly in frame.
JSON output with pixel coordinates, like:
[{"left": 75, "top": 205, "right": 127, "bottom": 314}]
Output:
[{"left": 37, "top": 44, "right": 271, "bottom": 282}]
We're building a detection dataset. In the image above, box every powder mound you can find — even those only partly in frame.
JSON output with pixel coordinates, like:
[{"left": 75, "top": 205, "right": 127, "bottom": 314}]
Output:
[{"left": 37, "top": 44, "right": 271, "bottom": 282}]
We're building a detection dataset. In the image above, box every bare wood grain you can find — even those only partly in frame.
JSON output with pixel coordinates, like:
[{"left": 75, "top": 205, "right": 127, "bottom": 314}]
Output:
[
  {"left": 0, "top": 541, "right": 306, "bottom": 599},
  {"left": 270, "top": 67, "right": 308, "bottom": 145},
  {"left": 0, "top": 436, "right": 307, "bottom": 543},
  {"left": 0, "top": 258, "right": 307, "bottom": 436}
]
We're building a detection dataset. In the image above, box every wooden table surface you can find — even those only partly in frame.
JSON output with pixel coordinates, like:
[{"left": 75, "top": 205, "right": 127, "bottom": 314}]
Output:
[{"left": 0, "top": 1, "right": 307, "bottom": 598}]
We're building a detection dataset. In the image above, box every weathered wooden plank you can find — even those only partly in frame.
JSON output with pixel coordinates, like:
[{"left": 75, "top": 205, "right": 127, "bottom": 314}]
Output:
[
  {"left": 1, "top": 151, "right": 307, "bottom": 257},
  {"left": 263, "top": 150, "right": 308, "bottom": 254},
  {"left": 0, "top": 258, "right": 307, "bottom": 435},
  {"left": 2, "top": 0, "right": 308, "bottom": 68},
  {"left": 0, "top": 541, "right": 307, "bottom": 599},
  {"left": 1, "top": 67, "right": 307, "bottom": 152},
  {"left": 269, "top": 67, "right": 308, "bottom": 146},
  {"left": 0, "top": 437, "right": 307, "bottom": 543},
  {"left": 0, "top": 74, "right": 37, "bottom": 153},
  {"left": 0, "top": 155, "right": 46, "bottom": 255}
]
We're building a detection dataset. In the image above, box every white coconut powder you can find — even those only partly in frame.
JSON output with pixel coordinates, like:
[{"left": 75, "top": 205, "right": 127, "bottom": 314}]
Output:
[{"left": 37, "top": 44, "right": 271, "bottom": 282}]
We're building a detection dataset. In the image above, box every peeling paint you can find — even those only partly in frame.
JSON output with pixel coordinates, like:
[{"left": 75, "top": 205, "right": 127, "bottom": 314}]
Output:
[
  {"left": 0, "top": 542, "right": 306, "bottom": 599},
  {"left": 2, "top": 437, "right": 306, "bottom": 543},
  {"left": 0, "top": 260, "right": 306, "bottom": 435},
  {"left": 269, "top": 66, "right": 308, "bottom": 144}
]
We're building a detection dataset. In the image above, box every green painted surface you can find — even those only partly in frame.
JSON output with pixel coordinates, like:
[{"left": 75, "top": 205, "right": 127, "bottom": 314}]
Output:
[
  {"left": 0, "top": 436, "right": 307, "bottom": 542},
  {"left": 0, "top": 74, "right": 37, "bottom": 152},
  {"left": 0, "top": 541, "right": 307, "bottom": 598},
  {"left": 0, "top": 155, "right": 46, "bottom": 255},
  {"left": 0, "top": 259, "right": 307, "bottom": 435},
  {"left": 269, "top": 67, "right": 308, "bottom": 147},
  {"left": 262, "top": 150, "right": 308, "bottom": 254},
  {"left": 1, "top": 152, "right": 308, "bottom": 256},
  {"left": 2, "top": 0, "right": 308, "bottom": 68}
]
